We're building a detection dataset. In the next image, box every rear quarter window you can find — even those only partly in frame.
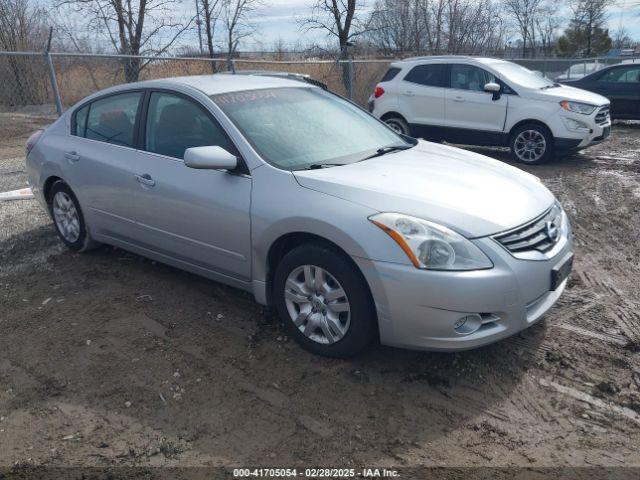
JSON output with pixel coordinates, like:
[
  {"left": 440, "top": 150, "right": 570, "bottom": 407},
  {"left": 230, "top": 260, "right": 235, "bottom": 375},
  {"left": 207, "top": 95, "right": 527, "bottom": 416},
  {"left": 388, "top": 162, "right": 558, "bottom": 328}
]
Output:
[
  {"left": 380, "top": 67, "right": 401, "bottom": 82},
  {"left": 73, "top": 105, "right": 89, "bottom": 136}
]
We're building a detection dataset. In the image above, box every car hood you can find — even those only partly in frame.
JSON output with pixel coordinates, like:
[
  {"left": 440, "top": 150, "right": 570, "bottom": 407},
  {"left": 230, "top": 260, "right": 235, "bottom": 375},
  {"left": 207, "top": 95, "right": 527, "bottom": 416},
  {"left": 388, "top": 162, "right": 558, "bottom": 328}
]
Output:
[
  {"left": 293, "top": 141, "right": 555, "bottom": 238},
  {"left": 525, "top": 84, "right": 609, "bottom": 105}
]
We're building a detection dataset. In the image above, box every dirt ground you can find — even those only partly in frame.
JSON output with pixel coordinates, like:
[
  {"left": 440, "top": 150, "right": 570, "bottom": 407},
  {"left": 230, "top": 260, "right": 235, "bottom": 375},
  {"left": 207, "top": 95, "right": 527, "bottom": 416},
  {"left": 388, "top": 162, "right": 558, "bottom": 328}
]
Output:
[{"left": 1, "top": 115, "right": 639, "bottom": 476}]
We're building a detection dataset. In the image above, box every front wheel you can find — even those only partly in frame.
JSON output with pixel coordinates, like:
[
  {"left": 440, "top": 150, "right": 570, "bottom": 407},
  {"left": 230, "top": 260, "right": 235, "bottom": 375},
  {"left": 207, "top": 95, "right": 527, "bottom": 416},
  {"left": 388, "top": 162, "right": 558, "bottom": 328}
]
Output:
[
  {"left": 510, "top": 124, "right": 554, "bottom": 164},
  {"left": 273, "top": 243, "right": 376, "bottom": 358}
]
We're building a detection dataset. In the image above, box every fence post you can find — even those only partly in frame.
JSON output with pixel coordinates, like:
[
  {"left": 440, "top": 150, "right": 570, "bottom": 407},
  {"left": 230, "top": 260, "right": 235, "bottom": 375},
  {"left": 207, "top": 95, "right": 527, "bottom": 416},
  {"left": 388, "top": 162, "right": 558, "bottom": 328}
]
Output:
[
  {"left": 347, "top": 59, "right": 354, "bottom": 100},
  {"left": 44, "top": 27, "right": 63, "bottom": 116},
  {"left": 228, "top": 57, "right": 236, "bottom": 74}
]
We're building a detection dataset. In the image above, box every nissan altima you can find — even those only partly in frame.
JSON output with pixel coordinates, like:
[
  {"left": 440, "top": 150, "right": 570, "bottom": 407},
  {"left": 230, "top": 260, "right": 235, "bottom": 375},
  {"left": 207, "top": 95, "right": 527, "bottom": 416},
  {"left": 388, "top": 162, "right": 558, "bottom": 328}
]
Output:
[{"left": 25, "top": 74, "right": 574, "bottom": 357}]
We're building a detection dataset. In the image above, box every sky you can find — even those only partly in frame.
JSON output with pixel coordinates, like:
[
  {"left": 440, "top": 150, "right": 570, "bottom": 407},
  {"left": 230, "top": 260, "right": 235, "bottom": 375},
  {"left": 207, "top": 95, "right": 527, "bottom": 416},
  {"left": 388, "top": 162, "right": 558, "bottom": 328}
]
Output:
[
  {"left": 232, "top": 0, "right": 640, "bottom": 50},
  {"left": 50, "top": 0, "right": 640, "bottom": 52}
]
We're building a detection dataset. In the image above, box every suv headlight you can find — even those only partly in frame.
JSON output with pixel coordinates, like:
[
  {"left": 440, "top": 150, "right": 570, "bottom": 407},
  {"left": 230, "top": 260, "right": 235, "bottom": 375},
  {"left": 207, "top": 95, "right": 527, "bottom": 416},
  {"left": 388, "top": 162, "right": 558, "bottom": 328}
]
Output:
[
  {"left": 369, "top": 213, "right": 493, "bottom": 270},
  {"left": 560, "top": 100, "right": 596, "bottom": 115}
]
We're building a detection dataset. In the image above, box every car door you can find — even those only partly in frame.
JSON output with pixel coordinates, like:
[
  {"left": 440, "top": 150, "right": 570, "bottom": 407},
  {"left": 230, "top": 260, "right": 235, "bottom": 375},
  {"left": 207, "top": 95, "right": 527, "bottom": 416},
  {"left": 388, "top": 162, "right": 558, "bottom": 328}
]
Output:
[
  {"left": 64, "top": 90, "right": 145, "bottom": 239},
  {"left": 594, "top": 66, "right": 640, "bottom": 118},
  {"left": 130, "top": 90, "right": 252, "bottom": 281},
  {"left": 444, "top": 64, "right": 508, "bottom": 134},
  {"left": 398, "top": 64, "right": 447, "bottom": 127}
]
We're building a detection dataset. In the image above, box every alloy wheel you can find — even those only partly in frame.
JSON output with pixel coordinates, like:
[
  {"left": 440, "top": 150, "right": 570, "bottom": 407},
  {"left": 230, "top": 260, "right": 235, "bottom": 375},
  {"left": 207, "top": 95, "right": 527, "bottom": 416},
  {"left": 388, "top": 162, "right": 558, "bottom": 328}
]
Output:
[
  {"left": 385, "top": 119, "right": 407, "bottom": 135},
  {"left": 52, "top": 191, "right": 81, "bottom": 243},
  {"left": 283, "top": 265, "right": 351, "bottom": 345},
  {"left": 514, "top": 129, "right": 547, "bottom": 163}
]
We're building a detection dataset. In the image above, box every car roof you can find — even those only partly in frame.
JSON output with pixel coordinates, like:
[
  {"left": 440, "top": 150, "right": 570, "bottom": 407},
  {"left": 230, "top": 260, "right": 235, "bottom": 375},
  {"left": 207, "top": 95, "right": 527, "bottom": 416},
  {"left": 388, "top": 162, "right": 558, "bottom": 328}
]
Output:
[
  {"left": 84, "top": 73, "right": 310, "bottom": 101},
  {"left": 391, "top": 56, "right": 510, "bottom": 67},
  {"left": 141, "top": 74, "right": 310, "bottom": 95}
]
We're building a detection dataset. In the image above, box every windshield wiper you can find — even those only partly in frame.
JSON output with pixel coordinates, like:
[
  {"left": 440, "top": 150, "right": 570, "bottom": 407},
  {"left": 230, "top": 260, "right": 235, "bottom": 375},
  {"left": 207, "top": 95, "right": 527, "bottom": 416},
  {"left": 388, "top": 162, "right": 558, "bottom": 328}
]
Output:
[
  {"left": 361, "top": 144, "right": 413, "bottom": 161},
  {"left": 305, "top": 162, "right": 349, "bottom": 170}
]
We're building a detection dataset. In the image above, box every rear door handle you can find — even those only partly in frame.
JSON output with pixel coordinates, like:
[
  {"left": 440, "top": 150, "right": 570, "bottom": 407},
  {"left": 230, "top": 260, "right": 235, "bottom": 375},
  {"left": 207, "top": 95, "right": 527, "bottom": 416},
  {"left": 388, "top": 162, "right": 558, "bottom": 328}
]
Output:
[
  {"left": 135, "top": 173, "right": 156, "bottom": 187},
  {"left": 452, "top": 96, "right": 464, "bottom": 102},
  {"left": 403, "top": 91, "right": 415, "bottom": 97},
  {"left": 64, "top": 151, "right": 80, "bottom": 162}
]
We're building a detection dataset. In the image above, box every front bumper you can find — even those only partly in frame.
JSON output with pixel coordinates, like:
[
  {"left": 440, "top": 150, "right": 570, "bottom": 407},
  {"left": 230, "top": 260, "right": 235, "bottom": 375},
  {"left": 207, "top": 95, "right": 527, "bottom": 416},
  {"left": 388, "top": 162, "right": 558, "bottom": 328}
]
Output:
[
  {"left": 354, "top": 227, "right": 573, "bottom": 351},
  {"left": 551, "top": 105, "right": 611, "bottom": 151}
]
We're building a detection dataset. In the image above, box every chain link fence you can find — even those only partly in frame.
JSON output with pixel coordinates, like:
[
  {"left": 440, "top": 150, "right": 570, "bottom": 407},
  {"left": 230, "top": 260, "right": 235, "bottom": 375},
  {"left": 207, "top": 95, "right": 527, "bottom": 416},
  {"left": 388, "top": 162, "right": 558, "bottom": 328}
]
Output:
[{"left": 2, "top": 51, "right": 639, "bottom": 146}]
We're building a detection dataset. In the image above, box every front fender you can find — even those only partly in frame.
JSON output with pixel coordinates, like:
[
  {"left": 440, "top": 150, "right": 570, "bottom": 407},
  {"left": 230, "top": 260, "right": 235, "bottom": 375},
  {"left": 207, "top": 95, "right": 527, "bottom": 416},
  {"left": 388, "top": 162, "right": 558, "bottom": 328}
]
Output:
[{"left": 250, "top": 165, "right": 411, "bottom": 303}]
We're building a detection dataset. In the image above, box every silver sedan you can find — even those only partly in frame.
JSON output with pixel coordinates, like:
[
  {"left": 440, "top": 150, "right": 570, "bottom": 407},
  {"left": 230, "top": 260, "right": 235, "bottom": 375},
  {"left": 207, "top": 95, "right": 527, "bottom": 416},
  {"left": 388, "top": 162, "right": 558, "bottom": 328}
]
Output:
[{"left": 25, "top": 74, "right": 573, "bottom": 357}]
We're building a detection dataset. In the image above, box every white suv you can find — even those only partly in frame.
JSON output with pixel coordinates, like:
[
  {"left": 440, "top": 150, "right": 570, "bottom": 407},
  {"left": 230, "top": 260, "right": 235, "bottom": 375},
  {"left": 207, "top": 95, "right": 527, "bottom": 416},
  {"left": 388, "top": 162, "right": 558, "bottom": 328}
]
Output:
[{"left": 369, "top": 56, "right": 612, "bottom": 164}]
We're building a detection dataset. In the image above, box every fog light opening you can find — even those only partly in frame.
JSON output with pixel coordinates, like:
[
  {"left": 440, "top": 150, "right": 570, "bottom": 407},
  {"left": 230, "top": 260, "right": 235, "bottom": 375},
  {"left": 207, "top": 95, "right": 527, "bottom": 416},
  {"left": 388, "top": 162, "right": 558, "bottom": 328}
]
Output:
[{"left": 453, "top": 314, "right": 482, "bottom": 335}]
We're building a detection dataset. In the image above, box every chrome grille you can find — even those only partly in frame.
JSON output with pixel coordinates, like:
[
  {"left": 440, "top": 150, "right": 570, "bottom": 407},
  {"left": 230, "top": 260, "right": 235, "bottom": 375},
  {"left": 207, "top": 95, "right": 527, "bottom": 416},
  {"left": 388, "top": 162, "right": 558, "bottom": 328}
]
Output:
[
  {"left": 494, "top": 206, "right": 562, "bottom": 254},
  {"left": 595, "top": 106, "right": 610, "bottom": 125}
]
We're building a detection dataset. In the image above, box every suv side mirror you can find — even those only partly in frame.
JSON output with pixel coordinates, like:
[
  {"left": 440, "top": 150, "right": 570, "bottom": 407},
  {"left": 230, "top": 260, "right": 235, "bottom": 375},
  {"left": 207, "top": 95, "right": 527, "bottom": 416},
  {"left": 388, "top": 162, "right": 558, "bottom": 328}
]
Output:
[
  {"left": 184, "top": 145, "right": 238, "bottom": 170},
  {"left": 484, "top": 82, "right": 501, "bottom": 101}
]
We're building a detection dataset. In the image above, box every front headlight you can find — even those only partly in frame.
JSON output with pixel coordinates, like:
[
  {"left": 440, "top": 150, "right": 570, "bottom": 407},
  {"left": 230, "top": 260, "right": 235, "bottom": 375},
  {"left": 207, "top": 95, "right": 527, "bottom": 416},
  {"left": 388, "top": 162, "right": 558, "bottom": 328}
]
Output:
[
  {"left": 369, "top": 213, "right": 493, "bottom": 271},
  {"left": 560, "top": 100, "right": 596, "bottom": 115}
]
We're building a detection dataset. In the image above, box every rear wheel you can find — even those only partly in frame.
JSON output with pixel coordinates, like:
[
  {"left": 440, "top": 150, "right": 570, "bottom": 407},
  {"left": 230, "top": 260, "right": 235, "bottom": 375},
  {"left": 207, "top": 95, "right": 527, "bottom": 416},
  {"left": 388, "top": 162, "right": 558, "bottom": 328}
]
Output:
[
  {"left": 48, "top": 181, "right": 98, "bottom": 252},
  {"left": 510, "top": 123, "right": 554, "bottom": 164},
  {"left": 273, "top": 243, "right": 376, "bottom": 358},
  {"left": 384, "top": 116, "right": 410, "bottom": 136}
]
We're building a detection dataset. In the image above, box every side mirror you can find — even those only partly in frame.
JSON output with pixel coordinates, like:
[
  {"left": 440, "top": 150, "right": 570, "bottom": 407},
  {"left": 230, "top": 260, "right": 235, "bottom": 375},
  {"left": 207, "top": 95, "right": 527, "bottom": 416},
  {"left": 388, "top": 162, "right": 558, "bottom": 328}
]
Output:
[
  {"left": 484, "top": 82, "right": 501, "bottom": 101},
  {"left": 184, "top": 146, "right": 238, "bottom": 170}
]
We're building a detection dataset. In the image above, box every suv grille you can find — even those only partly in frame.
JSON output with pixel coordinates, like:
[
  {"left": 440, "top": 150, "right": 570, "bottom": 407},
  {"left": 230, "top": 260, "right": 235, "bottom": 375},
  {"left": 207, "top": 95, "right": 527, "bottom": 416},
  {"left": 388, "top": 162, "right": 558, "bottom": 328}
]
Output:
[
  {"left": 595, "top": 106, "right": 610, "bottom": 125},
  {"left": 494, "top": 205, "right": 562, "bottom": 254}
]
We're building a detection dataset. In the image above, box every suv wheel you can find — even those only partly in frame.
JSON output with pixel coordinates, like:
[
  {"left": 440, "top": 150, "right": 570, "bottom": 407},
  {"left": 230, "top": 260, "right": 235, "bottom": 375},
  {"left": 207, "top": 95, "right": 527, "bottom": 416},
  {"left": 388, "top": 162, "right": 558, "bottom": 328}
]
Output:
[
  {"left": 273, "top": 243, "right": 376, "bottom": 357},
  {"left": 48, "top": 181, "right": 98, "bottom": 252},
  {"left": 510, "top": 123, "right": 553, "bottom": 164},
  {"left": 384, "top": 116, "right": 410, "bottom": 136}
]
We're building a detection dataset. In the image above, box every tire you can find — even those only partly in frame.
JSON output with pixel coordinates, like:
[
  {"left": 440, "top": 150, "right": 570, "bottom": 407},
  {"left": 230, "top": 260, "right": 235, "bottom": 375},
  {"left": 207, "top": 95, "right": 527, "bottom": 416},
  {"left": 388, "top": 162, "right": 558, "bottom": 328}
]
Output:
[
  {"left": 47, "top": 181, "right": 98, "bottom": 252},
  {"left": 384, "top": 116, "right": 410, "bottom": 136},
  {"left": 273, "top": 243, "right": 376, "bottom": 358},
  {"left": 510, "top": 123, "right": 554, "bottom": 165}
]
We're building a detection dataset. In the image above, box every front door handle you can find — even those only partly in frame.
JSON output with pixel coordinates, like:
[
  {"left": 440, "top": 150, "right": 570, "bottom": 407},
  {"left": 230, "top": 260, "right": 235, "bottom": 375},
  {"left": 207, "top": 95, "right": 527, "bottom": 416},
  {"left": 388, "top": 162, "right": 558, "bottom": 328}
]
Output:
[
  {"left": 452, "top": 96, "right": 464, "bottom": 102},
  {"left": 135, "top": 173, "right": 156, "bottom": 187},
  {"left": 64, "top": 151, "right": 80, "bottom": 162}
]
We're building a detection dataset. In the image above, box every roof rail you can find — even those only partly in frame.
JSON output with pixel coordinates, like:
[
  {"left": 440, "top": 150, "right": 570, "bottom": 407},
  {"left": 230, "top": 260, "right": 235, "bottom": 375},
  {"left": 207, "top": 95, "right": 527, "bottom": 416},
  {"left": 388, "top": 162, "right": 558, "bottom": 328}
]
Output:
[{"left": 400, "top": 55, "right": 475, "bottom": 62}]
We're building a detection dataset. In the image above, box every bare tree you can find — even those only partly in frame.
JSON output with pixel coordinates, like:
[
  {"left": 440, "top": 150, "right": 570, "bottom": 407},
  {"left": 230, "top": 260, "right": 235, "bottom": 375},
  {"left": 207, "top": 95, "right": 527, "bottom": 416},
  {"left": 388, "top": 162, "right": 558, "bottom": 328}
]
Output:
[
  {"left": 0, "top": 0, "right": 48, "bottom": 50},
  {"left": 272, "top": 36, "right": 288, "bottom": 60},
  {"left": 502, "top": 0, "right": 544, "bottom": 57},
  {"left": 201, "top": 0, "right": 224, "bottom": 71},
  {"left": 0, "top": 0, "right": 49, "bottom": 105},
  {"left": 367, "top": 0, "right": 507, "bottom": 56},
  {"left": 301, "top": 0, "right": 370, "bottom": 92},
  {"left": 56, "top": 0, "right": 194, "bottom": 82},
  {"left": 221, "top": 0, "right": 260, "bottom": 64},
  {"left": 534, "top": 1, "right": 560, "bottom": 56}
]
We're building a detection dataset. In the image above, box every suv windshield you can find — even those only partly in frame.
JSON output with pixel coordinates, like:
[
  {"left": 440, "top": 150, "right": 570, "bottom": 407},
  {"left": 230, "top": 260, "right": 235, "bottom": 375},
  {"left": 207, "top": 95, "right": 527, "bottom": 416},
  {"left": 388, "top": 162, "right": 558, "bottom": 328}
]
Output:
[
  {"left": 491, "top": 62, "right": 555, "bottom": 89},
  {"left": 211, "top": 87, "right": 410, "bottom": 170}
]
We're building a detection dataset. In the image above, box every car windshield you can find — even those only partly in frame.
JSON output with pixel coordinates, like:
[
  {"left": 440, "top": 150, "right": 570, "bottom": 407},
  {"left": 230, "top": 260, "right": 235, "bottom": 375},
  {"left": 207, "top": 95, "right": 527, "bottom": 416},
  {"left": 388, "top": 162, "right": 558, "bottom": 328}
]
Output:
[
  {"left": 491, "top": 62, "right": 555, "bottom": 89},
  {"left": 211, "top": 87, "right": 410, "bottom": 170}
]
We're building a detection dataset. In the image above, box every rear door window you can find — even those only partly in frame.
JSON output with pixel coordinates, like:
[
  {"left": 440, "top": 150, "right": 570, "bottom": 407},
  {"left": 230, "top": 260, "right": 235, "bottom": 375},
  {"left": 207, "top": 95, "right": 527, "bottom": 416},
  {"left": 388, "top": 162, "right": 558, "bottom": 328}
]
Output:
[
  {"left": 403, "top": 64, "right": 446, "bottom": 87},
  {"left": 84, "top": 92, "right": 142, "bottom": 148}
]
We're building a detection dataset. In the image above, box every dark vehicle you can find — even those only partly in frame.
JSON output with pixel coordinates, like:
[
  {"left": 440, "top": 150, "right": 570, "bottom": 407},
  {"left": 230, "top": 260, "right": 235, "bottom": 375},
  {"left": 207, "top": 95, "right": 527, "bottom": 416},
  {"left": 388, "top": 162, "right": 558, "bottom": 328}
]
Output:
[{"left": 559, "top": 63, "right": 640, "bottom": 120}]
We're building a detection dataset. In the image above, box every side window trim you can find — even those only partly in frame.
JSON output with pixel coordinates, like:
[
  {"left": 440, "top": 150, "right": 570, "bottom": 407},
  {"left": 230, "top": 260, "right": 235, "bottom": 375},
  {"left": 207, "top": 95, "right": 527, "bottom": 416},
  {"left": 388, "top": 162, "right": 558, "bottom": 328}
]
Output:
[{"left": 140, "top": 88, "right": 249, "bottom": 174}]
